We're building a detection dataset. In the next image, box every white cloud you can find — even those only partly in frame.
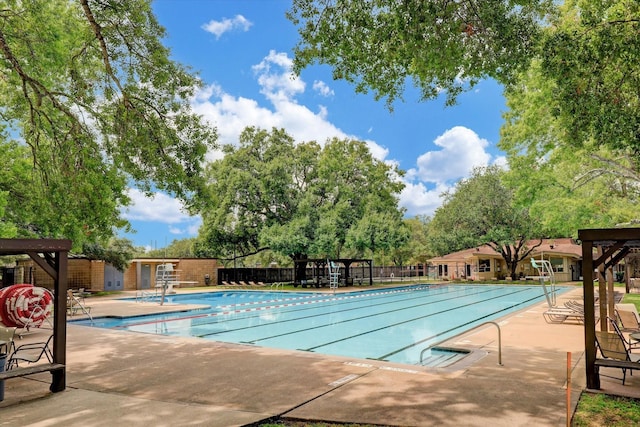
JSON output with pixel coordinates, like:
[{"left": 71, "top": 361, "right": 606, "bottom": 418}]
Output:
[
  {"left": 191, "top": 50, "right": 388, "bottom": 160},
  {"left": 122, "top": 188, "right": 201, "bottom": 234},
  {"left": 399, "top": 181, "right": 448, "bottom": 217},
  {"left": 123, "top": 189, "right": 186, "bottom": 223},
  {"left": 202, "top": 15, "right": 253, "bottom": 39},
  {"left": 400, "top": 126, "right": 501, "bottom": 217},
  {"left": 313, "top": 80, "right": 334, "bottom": 97},
  {"left": 411, "top": 126, "right": 491, "bottom": 183}
]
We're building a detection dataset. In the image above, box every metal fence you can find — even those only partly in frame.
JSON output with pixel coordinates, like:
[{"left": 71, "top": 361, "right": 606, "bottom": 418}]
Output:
[{"left": 217, "top": 264, "right": 436, "bottom": 285}]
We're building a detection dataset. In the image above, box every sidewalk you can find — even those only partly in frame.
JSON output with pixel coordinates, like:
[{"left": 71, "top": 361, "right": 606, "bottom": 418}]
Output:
[{"left": 1, "top": 287, "right": 638, "bottom": 426}]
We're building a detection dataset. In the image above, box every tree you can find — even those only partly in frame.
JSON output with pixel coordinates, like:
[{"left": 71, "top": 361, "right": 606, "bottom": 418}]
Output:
[
  {"left": 195, "top": 127, "right": 406, "bottom": 278},
  {"left": 540, "top": 1, "right": 640, "bottom": 152},
  {"left": 144, "top": 238, "right": 197, "bottom": 258},
  {"left": 0, "top": 0, "right": 216, "bottom": 249},
  {"left": 500, "top": 60, "right": 640, "bottom": 236},
  {"left": 287, "top": 0, "right": 552, "bottom": 107},
  {"left": 427, "top": 165, "right": 542, "bottom": 279},
  {"left": 82, "top": 238, "right": 135, "bottom": 272},
  {"left": 402, "top": 216, "right": 434, "bottom": 265}
]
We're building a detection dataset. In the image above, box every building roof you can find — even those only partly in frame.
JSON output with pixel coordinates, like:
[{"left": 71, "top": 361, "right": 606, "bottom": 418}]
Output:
[{"left": 429, "top": 238, "right": 581, "bottom": 263}]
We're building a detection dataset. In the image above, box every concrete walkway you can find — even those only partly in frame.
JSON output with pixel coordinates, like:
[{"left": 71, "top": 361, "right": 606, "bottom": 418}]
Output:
[{"left": 1, "top": 286, "right": 638, "bottom": 426}]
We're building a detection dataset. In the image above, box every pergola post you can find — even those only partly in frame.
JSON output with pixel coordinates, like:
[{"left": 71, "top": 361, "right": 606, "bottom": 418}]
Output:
[
  {"left": 581, "top": 238, "right": 598, "bottom": 389},
  {"left": 579, "top": 228, "right": 640, "bottom": 390},
  {"left": 0, "top": 238, "right": 70, "bottom": 393}
]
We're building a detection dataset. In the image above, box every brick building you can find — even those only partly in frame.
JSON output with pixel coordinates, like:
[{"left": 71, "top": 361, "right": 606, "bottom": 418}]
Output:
[{"left": 12, "top": 257, "right": 218, "bottom": 292}]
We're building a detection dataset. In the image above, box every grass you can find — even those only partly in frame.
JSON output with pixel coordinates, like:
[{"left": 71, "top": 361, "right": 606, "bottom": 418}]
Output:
[
  {"left": 572, "top": 393, "right": 640, "bottom": 426},
  {"left": 622, "top": 293, "right": 640, "bottom": 309}
]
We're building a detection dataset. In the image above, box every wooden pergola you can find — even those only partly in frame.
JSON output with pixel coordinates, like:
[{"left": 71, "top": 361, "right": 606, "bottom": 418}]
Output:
[
  {"left": 580, "top": 228, "right": 640, "bottom": 389},
  {"left": 0, "top": 238, "right": 70, "bottom": 393}
]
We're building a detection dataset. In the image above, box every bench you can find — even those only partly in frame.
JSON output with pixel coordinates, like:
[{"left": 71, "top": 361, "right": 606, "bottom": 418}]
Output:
[
  {"left": 594, "top": 358, "right": 640, "bottom": 385},
  {"left": 0, "top": 363, "right": 65, "bottom": 381},
  {"left": 594, "top": 359, "right": 640, "bottom": 371}
]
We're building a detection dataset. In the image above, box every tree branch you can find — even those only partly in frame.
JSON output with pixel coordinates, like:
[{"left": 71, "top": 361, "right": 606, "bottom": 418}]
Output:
[{"left": 79, "top": 0, "right": 129, "bottom": 105}]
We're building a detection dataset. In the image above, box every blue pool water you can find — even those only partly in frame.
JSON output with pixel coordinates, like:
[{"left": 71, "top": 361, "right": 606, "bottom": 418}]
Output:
[{"left": 74, "top": 284, "right": 564, "bottom": 365}]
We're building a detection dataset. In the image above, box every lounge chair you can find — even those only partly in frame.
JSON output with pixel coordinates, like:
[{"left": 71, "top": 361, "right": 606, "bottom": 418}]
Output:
[
  {"left": 543, "top": 302, "right": 586, "bottom": 324},
  {"left": 594, "top": 317, "right": 640, "bottom": 385},
  {"left": 6, "top": 334, "right": 54, "bottom": 370},
  {"left": 0, "top": 326, "right": 17, "bottom": 354},
  {"left": 248, "top": 281, "right": 267, "bottom": 287}
]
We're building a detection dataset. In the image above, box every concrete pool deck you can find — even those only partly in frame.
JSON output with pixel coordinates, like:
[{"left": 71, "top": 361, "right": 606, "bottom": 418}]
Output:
[{"left": 1, "top": 285, "right": 640, "bottom": 426}]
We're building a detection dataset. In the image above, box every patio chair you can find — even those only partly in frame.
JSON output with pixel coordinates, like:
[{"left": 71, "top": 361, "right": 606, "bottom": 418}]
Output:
[
  {"left": 67, "top": 289, "right": 92, "bottom": 317},
  {"left": 594, "top": 318, "right": 640, "bottom": 385},
  {"left": 609, "top": 315, "right": 640, "bottom": 350},
  {"left": 615, "top": 304, "right": 640, "bottom": 332},
  {"left": 6, "top": 334, "right": 54, "bottom": 370},
  {"left": 0, "top": 326, "right": 17, "bottom": 355}
]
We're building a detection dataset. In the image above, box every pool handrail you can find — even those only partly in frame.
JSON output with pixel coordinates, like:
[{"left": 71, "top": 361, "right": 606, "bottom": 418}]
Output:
[{"left": 420, "top": 321, "right": 502, "bottom": 366}]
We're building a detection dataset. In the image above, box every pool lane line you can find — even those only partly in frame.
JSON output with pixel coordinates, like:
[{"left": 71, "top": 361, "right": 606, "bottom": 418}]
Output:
[
  {"left": 118, "top": 285, "right": 531, "bottom": 333},
  {"left": 191, "top": 285, "right": 498, "bottom": 336},
  {"left": 224, "top": 287, "right": 538, "bottom": 345},
  {"left": 119, "top": 285, "right": 461, "bottom": 329},
  {"left": 118, "top": 287, "right": 434, "bottom": 329},
  {"left": 191, "top": 285, "right": 523, "bottom": 336},
  {"left": 213, "top": 286, "right": 425, "bottom": 310},
  {"left": 303, "top": 291, "right": 546, "bottom": 361}
]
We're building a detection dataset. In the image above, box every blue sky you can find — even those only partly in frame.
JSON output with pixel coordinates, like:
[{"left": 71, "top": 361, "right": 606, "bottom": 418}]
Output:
[{"left": 121, "top": 0, "right": 507, "bottom": 250}]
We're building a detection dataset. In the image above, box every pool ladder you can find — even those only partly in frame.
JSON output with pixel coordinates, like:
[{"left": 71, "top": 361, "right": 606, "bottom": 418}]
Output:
[{"left": 420, "top": 321, "right": 503, "bottom": 366}]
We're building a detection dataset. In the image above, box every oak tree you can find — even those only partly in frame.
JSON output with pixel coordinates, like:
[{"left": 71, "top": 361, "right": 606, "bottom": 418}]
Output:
[{"left": 0, "top": 0, "right": 216, "bottom": 248}]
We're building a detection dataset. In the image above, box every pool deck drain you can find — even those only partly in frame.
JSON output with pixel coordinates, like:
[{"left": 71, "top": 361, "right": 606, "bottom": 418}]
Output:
[{"left": 3, "top": 286, "right": 640, "bottom": 426}]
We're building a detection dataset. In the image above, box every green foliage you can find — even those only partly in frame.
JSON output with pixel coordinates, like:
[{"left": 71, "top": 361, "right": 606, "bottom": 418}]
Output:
[
  {"left": 427, "top": 165, "right": 542, "bottom": 278},
  {"left": 402, "top": 216, "right": 434, "bottom": 264},
  {"left": 82, "top": 238, "right": 135, "bottom": 271},
  {"left": 0, "top": 190, "right": 17, "bottom": 238},
  {"left": 287, "top": 1, "right": 640, "bottom": 257},
  {"left": 540, "top": 0, "right": 640, "bottom": 152},
  {"left": 144, "top": 238, "right": 197, "bottom": 258},
  {"left": 0, "top": 0, "right": 216, "bottom": 249},
  {"left": 195, "top": 127, "right": 406, "bottom": 262},
  {"left": 287, "top": 0, "right": 552, "bottom": 107},
  {"left": 500, "top": 50, "right": 640, "bottom": 236}
]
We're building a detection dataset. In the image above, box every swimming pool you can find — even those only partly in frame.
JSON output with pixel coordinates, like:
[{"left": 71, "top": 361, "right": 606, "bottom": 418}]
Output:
[{"left": 76, "top": 284, "right": 563, "bottom": 365}]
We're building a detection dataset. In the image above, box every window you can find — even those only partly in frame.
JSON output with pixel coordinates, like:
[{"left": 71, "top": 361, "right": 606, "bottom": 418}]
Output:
[
  {"left": 550, "top": 257, "right": 564, "bottom": 273},
  {"left": 439, "top": 264, "right": 448, "bottom": 276},
  {"left": 479, "top": 259, "right": 491, "bottom": 272}
]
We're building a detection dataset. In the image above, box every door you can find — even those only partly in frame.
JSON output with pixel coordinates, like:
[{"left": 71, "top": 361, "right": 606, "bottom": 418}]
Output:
[
  {"left": 104, "top": 264, "right": 124, "bottom": 291},
  {"left": 141, "top": 264, "right": 151, "bottom": 289}
]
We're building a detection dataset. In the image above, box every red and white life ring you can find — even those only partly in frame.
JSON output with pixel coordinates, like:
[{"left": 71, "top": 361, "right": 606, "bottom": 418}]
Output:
[{"left": 0, "top": 284, "right": 53, "bottom": 328}]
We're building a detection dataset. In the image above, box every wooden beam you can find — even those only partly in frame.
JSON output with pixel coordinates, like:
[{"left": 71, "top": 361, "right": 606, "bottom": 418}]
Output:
[
  {"left": 26, "top": 251, "right": 58, "bottom": 280},
  {"left": 0, "top": 238, "right": 71, "bottom": 254}
]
